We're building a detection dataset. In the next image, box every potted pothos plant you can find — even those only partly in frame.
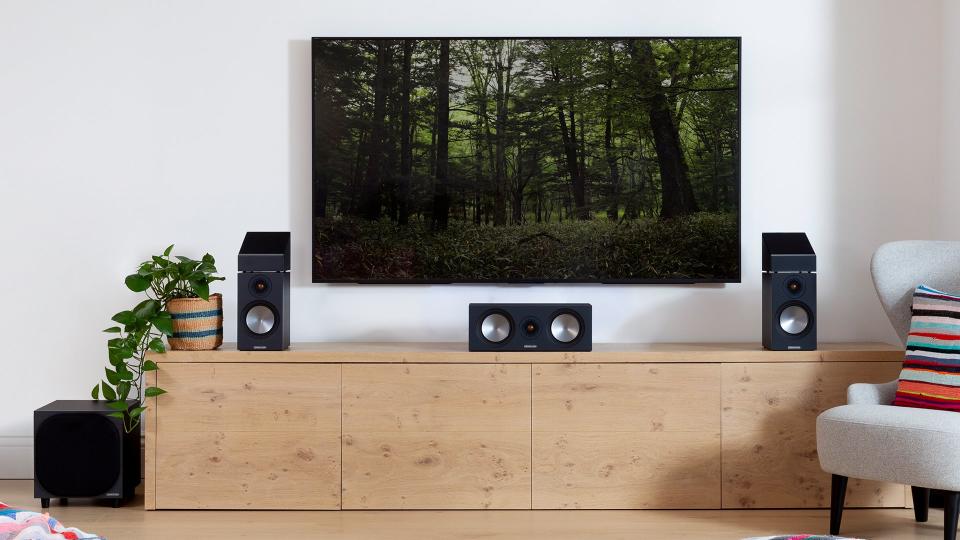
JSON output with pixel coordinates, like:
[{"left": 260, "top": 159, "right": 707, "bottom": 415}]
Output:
[{"left": 93, "top": 244, "right": 224, "bottom": 432}]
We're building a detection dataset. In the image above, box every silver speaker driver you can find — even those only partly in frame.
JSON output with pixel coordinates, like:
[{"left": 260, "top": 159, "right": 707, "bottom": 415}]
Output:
[
  {"left": 481, "top": 313, "right": 511, "bottom": 343},
  {"left": 245, "top": 305, "right": 276, "bottom": 335},
  {"left": 779, "top": 305, "right": 810, "bottom": 335},
  {"left": 551, "top": 313, "right": 581, "bottom": 343}
]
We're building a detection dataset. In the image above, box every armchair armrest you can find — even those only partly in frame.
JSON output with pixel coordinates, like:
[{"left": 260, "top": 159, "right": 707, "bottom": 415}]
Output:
[{"left": 847, "top": 379, "right": 898, "bottom": 405}]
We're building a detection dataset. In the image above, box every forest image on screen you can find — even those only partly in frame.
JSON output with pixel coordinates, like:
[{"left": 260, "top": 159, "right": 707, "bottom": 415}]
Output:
[{"left": 312, "top": 38, "right": 739, "bottom": 282}]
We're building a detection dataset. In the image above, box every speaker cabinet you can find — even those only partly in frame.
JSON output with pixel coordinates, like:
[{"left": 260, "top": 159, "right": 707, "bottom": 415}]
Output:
[
  {"left": 34, "top": 400, "right": 140, "bottom": 508},
  {"left": 238, "top": 232, "right": 290, "bottom": 351},
  {"left": 762, "top": 233, "right": 817, "bottom": 351},
  {"left": 469, "top": 303, "right": 592, "bottom": 352}
]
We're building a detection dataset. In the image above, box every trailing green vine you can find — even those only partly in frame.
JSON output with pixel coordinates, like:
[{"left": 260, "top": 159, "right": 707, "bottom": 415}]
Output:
[{"left": 92, "top": 244, "right": 223, "bottom": 432}]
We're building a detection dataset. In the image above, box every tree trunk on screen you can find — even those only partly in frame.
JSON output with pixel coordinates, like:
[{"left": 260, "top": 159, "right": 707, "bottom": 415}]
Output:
[
  {"left": 431, "top": 40, "right": 451, "bottom": 231},
  {"left": 492, "top": 40, "right": 515, "bottom": 226},
  {"left": 552, "top": 65, "right": 586, "bottom": 221},
  {"left": 398, "top": 39, "right": 413, "bottom": 225},
  {"left": 604, "top": 44, "right": 621, "bottom": 221},
  {"left": 568, "top": 104, "right": 587, "bottom": 219},
  {"left": 631, "top": 39, "right": 698, "bottom": 219},
  {"left": 359, "top": 41, "right": 387, "bottom": 220}
]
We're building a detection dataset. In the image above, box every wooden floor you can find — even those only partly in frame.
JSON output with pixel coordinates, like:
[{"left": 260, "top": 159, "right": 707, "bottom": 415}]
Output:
[{"left": 0, "top": 480, "right": 949, "bottom": 539}]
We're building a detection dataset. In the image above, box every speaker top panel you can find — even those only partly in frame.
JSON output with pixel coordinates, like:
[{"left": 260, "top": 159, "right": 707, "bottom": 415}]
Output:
[
  {"left": 239, "top": 232, "right": 290, "bottom": 272},
  {"left": 762, "top": 232, "right": 816, "bottom": 273},
  {"left": 35, "top": 400, "right": 137, "bottom": 414}
]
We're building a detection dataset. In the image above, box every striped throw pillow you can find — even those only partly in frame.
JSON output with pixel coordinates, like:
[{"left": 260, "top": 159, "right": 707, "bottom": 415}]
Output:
[{"left": 893, "top": 285, "right": 960, "bottom": 411}]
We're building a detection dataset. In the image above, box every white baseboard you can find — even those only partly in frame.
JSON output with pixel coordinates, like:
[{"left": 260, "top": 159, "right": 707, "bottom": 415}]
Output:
[{"left": 0, "top": 437, "right": 33, "bottom": 479}]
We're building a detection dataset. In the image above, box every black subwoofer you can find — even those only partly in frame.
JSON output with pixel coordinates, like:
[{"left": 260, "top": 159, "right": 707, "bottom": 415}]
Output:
[
  {"left": 469, "top": 303, "right": 592, "bottom": 351},
  {"left": 762, "top": 232, "right": 817, "bottom": 351},
  {"left": 238, "top": 232, "right": 290, "bottom": 351},
  {"left": 34, "top": 400, "right": 140, "bottom": 508}
]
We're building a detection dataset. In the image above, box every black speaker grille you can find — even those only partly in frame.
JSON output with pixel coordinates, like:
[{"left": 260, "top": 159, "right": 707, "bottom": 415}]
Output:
[{"left": 36, "top": 413, "right": 121, "bottom": 496}]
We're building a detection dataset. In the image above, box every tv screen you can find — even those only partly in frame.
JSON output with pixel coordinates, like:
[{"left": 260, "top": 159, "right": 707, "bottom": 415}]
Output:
[{"left": 312, "top": 37, "right": 740, "bottom": 283}]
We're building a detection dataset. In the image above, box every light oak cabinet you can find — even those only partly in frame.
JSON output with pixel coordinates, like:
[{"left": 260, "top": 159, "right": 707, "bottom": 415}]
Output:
[
  {"left": 532, "top": 363, "right": 721, "bottom": 509},
  {"left": 720, "top": 361, "right": 904, "bottom": 508},
  {"left": 150, "top": 363, "right": 341, "bottom": 509},
  {"left": 144, "top": 342, "right": 904, "bottom": 510},
  {"left": 341, "top": 364, "right": 531, "bottom": 509}
]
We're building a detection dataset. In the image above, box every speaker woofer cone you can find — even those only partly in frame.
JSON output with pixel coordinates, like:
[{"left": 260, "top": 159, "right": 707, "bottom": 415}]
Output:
[
  {"left": 550, "top": 313, "right": 581, "bottom": 343},
  {"left": 481, "top": 312, "right": 512, "bottom": 343},
  {"left": 779, "top": 304, "right": 810, "bottom": 335},
  {"left": 245, "top": 305, "right": 276, "bottom": 335}
]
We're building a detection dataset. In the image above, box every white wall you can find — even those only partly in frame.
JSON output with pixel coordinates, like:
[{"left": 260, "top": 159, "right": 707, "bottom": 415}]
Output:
[
  {"left": 943, "top": 0, "right": 960, "bottom": 231},
  {"left": 0, "top": 0, "right": 946, "bottom": 477}
]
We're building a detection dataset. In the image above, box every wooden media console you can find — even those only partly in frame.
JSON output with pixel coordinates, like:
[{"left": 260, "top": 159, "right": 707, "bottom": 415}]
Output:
[{"left": 144, "top": 342, "right": 904, "bottom": 510}]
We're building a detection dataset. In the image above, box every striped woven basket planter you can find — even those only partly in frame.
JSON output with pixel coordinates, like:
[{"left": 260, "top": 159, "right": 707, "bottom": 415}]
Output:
[{"left": 166, "top": 293, "right": 223, "bottom": 351}]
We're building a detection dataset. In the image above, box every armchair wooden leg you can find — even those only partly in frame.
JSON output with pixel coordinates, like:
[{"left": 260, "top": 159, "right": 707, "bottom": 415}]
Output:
[
  {"left": 830, "top": 474, "right": 848, "bottom": 536},
  {"left": 945, "top": 491, "right": 960, "bottom": 540},
  {"left": 913, "top": 486, "right": 931, "bottom": 522}
]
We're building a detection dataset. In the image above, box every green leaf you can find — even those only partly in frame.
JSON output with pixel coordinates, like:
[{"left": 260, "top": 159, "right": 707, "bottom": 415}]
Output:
[
  {"left": 202, "top": 253, "right": 215, "bottom": 265},
  {"left": 151, "top": 255, "right": 169, "bottom": 267},
  {"left": 91, "top": 384, "right": 100, "bottom": 400},
  {"left": 124, "top": 274, "right": 151, "bottom": 292},
  {"left": 142, "top": 359, "right": 159, "bottom": 371},
  {"left": 111, "top": 311, "right": 136, "bottom": 325},
  {"left": 148, "top": 338, "right": 165, "bottom": 354},
  {"left": 117, "top": 381, "right": 131, "bottom": 400},
  {"left": 106, "top": 400, "right": 129, "bottom": 410},
  {"left": 133, "top": 299, "right": 159, "bottom": 320},
  {"left": 137, "top": 262, "right": 155, "bottom": 276},
  {"left": 107, "top": 342, "right": 133, "bottom": 364},
  {"left": 107, "top": 412, "right": 125, "bottom": 419},
  {"left": 117, "top": 366, "right": 134, "bottom": 381},
  {"left": 163, "top": 244, "right": 174, "bottom": 257},
  {"left": 105, "top": 367, "right": 120, "bottom": 385},
  {"left": 129, "top": 406, "right": 146, "bottom": 418},
  {"left": 101, "top": 381, "right": 117, "bottom": 401},
  {"left": 174, "top": 255, "right": 195, "bottom": 264},
  {"left": 192, "top": 280, "right": 210, "bottom": 300},
  {"left": 103, "top": 326, "right": 121, "bottom": 333},
  {"left": 145, "top": 386, "right": 167, "bottom": 398},
  {"left": 150, "top": 312, "right": 174, "bottom": 336}
]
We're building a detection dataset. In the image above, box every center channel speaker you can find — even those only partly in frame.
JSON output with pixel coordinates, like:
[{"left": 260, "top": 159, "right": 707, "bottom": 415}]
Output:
[
  {"left": 762, "top": 232, "right": 816, "bottom": 351},
  {"left": 238, "top": 232, "right": 290, "bottom": 351},
  {"left": 469, "top": 303, "right": 592, "bottom": 351}
]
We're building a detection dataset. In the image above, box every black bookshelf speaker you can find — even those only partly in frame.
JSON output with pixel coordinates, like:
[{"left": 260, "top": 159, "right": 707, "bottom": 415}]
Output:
[
  {"left": 762, "top": 233, "right": 817, "bottom": 351},
  {"left": 469, "top": 303, "right": 592, "bottom": 352},
  {"left": 34, "top": 400, "right": 140, "bottom": 508},
  {"left": 238, "top": 232, "right": 290, "bottom": 351}
]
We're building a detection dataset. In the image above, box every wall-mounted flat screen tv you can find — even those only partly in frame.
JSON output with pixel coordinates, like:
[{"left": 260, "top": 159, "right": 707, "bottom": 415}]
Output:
[{"left": 312, "top": 37, "right": 740, "bottom": 283}]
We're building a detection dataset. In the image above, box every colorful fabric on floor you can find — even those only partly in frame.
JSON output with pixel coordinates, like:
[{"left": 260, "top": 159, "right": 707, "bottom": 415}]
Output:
[
  {"left": 0, "top": 502, "right": 102, "bottom": 540},
  {"left": 893, "top": 284, "right": 960, "bottom": 411},
  {"left": 743, "top": 536, "right": 864, "bottom": 540}
]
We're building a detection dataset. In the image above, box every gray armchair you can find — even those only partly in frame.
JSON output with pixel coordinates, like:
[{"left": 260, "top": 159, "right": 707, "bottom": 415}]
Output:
[{"left": 816, "top": 241, "right": 960, "bottom": 540}]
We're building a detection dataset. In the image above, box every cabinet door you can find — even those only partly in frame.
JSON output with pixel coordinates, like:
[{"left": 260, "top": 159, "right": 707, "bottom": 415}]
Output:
[
  {"left": 153, "top": 363, "right": 341, "bottom": 509},
  {"left": 721, "top": 361, "right": 904, "bottom": 508},
  {"left": 342, "top": 364, "right": 531, "bottom": 509},
  {"left": 532, "top": 363, "right": 721, "bottom": 509}
]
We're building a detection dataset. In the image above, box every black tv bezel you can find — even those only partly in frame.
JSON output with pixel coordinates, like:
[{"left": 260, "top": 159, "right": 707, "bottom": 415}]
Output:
[{"left": 310, "top": 36, "right": 742, "bottom": 285}]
